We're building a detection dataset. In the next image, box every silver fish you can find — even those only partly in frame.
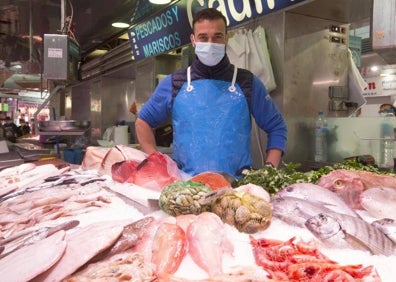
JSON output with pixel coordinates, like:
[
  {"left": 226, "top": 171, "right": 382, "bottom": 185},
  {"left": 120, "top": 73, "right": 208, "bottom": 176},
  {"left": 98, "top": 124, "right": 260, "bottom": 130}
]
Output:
[
  {"left": 305, "top": 212, "right": 395, "bottom": 256},
  {"left": 0, "top": 220, "right": 79, "bottom": 258},
  {"left": 274, "top": 183, "right": 360, "bottom": 218},
  {"left": 372, "top": 218, "right": 396, "bottom": 244},
  {"left": 271, "top": 196, "right": 344, "bottom": 227},
  {"left": 360, "top": 187, "right": 396, "bottom": 220}
]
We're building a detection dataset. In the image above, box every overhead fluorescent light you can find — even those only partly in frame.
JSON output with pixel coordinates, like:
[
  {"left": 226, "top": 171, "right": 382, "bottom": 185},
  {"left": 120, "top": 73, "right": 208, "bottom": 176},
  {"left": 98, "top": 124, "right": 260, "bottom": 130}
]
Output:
[
  {"left": 149, "top": 0, "right": 171, "bottom": 4},
  {"left": 112, "top": 22, "right": 130, "bottom": 28}
]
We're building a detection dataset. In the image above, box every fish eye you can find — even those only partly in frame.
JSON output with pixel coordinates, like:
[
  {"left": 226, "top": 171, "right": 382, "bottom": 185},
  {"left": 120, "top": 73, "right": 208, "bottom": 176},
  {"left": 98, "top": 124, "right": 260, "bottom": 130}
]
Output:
[
  {"left": 333, "top": 179, "right": 344, "bottom": 190},
  {"left": 286, "top": 186, "right": 294, "bottom": 192}
]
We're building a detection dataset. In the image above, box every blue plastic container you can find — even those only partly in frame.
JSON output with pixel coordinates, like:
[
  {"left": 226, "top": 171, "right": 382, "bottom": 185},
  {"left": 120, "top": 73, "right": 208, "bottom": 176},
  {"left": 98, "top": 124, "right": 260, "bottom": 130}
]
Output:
[{"left": 64, "top": 148, "right": 83, "bottom": 164}]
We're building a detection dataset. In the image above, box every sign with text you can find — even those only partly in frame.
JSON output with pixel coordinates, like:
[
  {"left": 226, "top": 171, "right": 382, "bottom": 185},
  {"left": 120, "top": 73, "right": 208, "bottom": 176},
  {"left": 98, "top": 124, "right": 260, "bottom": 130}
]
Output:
[
  {"left": 128, "top": 0, "right": 306, "bottom": 61},
  {"left": 361, "top": 76, "right": 396, "bottom": 97}
]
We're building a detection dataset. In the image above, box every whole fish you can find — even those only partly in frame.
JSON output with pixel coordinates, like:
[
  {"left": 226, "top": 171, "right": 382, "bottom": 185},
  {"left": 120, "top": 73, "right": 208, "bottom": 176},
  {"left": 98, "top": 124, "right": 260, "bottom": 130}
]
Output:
[
  {"left": 186, "top": 212, "right": 234, "bottom": 277},
  {"left": 0, "top": 220, "right": 79, "bottom": 259},
  {"left": 360, "top": 187, "right": 396, "bottom": 220},
  {"left": 91, "top": 216, "right": 155, "bottom": 262},
  {"left": 274, "top": 183, "right": 360, "bottom": 218},
  {"left": 35, "top": 221, "right": 126, "bottom": 282},
  {"left": 305, "top": 212, "right": 395, "bottom": 256},
  {"left": 316, "top": 169, "right": 366, "bottom": 209},
  {"left": 352, "top": 170, "right": 396, "bottom": 188},
  {"left": 371, "top": 218, "right": 396, "bottom": 244},
  {"left": 317, "top": 169, "right": 396, "bottom": 209},
  {"left": 151, "top": 222, "right": 187, "bottom": 276},
  {"left": 271, "top": 196, "right": 344, "bottom": 227}
]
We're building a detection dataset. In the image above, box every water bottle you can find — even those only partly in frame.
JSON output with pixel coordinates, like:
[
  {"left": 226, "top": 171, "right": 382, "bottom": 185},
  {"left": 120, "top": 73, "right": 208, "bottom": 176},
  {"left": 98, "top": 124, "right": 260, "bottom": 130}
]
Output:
[
  {"left": 314, "top": 111, "right": 328, "bottom": 162},
  {"left": 381, "top": 109, "right": 395, "bottom": 168}
]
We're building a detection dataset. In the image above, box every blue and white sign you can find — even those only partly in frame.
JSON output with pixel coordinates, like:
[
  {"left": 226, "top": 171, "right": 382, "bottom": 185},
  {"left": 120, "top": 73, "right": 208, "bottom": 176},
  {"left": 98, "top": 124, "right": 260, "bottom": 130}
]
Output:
[{"left": 128, "top": 0, "right": 306, "bottom": 61}]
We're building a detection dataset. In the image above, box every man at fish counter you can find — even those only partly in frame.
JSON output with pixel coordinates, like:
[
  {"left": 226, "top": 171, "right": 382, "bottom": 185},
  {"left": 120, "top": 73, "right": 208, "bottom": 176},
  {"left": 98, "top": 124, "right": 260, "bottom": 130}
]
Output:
[{"left": 135, "top": 8, "right": 287, "bottom": 178}]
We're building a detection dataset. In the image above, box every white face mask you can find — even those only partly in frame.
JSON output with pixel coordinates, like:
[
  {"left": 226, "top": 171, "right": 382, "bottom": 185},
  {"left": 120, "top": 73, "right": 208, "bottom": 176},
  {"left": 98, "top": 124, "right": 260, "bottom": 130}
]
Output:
[{"left": 194, "top": 42, "right": 225, "bottom": 66}]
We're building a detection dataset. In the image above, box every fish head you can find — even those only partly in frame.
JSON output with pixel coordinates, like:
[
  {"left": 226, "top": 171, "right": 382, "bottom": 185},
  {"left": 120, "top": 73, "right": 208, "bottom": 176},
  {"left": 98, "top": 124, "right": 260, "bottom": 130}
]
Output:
[
  {"left": 371, "top": 218, "right": 395, "bottom": 229},
  {"left": 317, "top": 170, "right": 355, "bottom": 191},
  {"left": 305, "top": 213, "right": 342, "bottom": 240},
  {"left": 271, "top": 197, "right": 322, "bottom": 227},
  {"left": 271, "top": 197, "right": 297, "bottom": 216},
  {"left": 317, "top": 170, "right": 365, "bottom": 209},
  {"left": 275, "top": 183, "right": 306, "bottom": 199},
  {"left": 275, "top": 183, "right": 313, "bottom": 199}
]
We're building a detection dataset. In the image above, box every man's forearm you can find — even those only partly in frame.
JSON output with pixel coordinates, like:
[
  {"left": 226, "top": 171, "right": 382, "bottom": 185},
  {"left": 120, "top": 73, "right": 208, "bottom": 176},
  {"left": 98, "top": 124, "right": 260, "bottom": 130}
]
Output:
[
  {"left": 135, "top": 118, "right": 157, "bottom": 154},
  {"left": 265, "top": 148, "right": 283, "bottom": 168}
]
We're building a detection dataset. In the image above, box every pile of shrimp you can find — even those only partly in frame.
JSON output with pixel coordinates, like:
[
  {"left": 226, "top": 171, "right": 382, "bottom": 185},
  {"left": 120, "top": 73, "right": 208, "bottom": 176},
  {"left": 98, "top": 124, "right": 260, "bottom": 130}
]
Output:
[{"left": 250, "top": 236, "right": 381, "bottom": 281}]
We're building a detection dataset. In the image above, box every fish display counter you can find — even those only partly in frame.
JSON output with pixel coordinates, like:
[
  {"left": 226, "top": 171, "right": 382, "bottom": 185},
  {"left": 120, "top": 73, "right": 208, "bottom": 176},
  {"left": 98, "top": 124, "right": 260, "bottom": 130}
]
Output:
[{"left": 0, "top": 144, "right": 395, "bottom": 281}]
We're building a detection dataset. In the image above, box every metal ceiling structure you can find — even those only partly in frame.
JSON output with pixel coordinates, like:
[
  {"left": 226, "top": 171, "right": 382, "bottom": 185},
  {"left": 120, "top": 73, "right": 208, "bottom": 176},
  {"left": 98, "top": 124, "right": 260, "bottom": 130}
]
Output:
[
  {"left": 0, "top": 0, "right": 174, "bottom": 92},
  {"left": 0, "top": 0, "right": 172, "bottom": 60}
]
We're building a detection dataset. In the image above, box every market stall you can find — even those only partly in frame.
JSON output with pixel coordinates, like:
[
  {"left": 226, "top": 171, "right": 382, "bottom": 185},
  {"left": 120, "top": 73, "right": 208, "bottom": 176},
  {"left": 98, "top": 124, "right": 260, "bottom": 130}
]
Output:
[{"left": 0, "top": 145, "right": 395, "bottom": 281}]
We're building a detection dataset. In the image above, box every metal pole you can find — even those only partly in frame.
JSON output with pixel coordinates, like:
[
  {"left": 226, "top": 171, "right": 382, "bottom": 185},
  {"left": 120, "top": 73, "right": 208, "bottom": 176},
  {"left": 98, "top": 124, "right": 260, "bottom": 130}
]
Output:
[
  {"left": 33, "top": 85, "right": 64, "bottom": 135},
  {"left": 29, "top": 0, "right": 33, "bottom": 72},
  {"left": 61, "top": 0, "right": 66, "bottom": 32}
]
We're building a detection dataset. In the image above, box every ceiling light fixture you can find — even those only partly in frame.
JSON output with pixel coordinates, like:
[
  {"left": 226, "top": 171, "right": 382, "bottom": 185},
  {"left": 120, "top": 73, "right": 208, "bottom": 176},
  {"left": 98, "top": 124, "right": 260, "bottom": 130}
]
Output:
[
  {"left": 149, "top": 0, "right": 171, "bottom": 4},
  {"left": 112, "top": 22, "right": 130, "bottom": 28}
]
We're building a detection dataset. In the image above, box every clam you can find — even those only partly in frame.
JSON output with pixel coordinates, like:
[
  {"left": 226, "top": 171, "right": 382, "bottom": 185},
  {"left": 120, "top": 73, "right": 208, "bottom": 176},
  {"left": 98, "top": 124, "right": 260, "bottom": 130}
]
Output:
[
  {"left": 159, "top": 181, "right": 212, "bottom": 216},
  {"left": 211, "top": 189, "right": 272, "bottom": 233}
]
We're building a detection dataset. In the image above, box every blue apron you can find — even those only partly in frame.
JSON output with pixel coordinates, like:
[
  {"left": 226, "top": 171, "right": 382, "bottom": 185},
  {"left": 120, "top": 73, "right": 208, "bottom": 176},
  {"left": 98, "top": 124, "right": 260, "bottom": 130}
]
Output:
[{"left": 172, "top": 66, "right": 252, "bottom": 178}]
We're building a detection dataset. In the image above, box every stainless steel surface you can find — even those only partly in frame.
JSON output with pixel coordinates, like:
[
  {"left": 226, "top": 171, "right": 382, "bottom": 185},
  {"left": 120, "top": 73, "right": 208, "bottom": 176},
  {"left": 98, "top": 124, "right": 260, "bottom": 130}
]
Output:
[
  {"left": 329, "top": 100, "right": 347, "bottom": 111},
  {"left": 0, "top": 152, "right": 24, "bottom": 170},
  {"left": 372, "top": 0, "right": 396, "bottom": 64},
  {"left": 248, "top": 11, "right": 285, "bottom": 168},
  {"left": 284, "top": 13, "right": 349, "bottom": 117},
  {"left": 281, "top": 13, "right": 348, "bottom": 163},
  {"left": 328, "top": 86, "right": 349, "bottom": 111},
  {"left": 329, "top": 86, "right": 348, "bottom": 99},
  {"left": 291, "top": 0, "right": 372, "bottom": 23},
  {"left": 249, "top": 0, "right": 373, "bottom": 166},
  {"left": 70, "top": 76, "right": 136, "bottom": 143},
  {"left": 38, "top": 120, "right": 91, "bottom": 132}
]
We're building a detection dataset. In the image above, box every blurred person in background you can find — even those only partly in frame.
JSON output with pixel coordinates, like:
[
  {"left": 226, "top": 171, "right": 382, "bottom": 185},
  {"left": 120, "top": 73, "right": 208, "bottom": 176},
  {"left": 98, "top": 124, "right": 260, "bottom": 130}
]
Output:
[
  {"left": 4, "top": 116, "right": 18, "bottom": 142},
  {"left": 379, "top": 103, "right": 396, "bottom": 115},
  {"left": 0, "top": 122, "right": 4, "bottom": 140},
  {"left": 18, "top": 118, "right": 31, "bottom": 136}
]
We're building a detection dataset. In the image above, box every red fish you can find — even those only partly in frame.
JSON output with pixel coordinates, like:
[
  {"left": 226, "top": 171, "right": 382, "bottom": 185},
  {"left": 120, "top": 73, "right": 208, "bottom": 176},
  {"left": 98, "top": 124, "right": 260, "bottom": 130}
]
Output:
[
  {"left": 111, "top": 160, "right": 139, "bottom": 183},
  {"left": 111, "top": 152, "right": 182, "bottom": 190},
  {"left": 316, "top": 169, "right": 366, "bottom": 209},
  {"left": 318, "top": 169, "right": 396, "bottom": 210},
  {"left": 98, "top": 145, "right": 147, "bottom": 175},
  {"left": 151, "top": 222, "right": 187, "bottom": 277}
]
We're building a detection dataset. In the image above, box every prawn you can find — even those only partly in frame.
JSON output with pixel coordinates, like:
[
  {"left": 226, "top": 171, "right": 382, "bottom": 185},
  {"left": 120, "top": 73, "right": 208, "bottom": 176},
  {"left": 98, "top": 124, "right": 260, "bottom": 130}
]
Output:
[{"left": 250, "top": 236, "right": 380, "bottom": 282}]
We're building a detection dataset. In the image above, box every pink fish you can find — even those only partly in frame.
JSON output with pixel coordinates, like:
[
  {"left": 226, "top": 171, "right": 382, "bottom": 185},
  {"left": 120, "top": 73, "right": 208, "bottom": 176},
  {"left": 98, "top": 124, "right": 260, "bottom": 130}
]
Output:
[
  {"left": 132, "top": 217, "right": 174, "bottom": 262},
  {"left": 316, "top": 169, "right": 366, "bottom": 209},
  {"left": 352, "top": 170, "right": 396, "bottom": 188},
  {"left": 111, "top": 152, "right": 182, "bottom": 190},
  {"left": 360, "top": 187, "right": 396, "bottom": 220},
  {"left": 317, "top": 169, "right": 396, "bottom": 210},
  {"left": 111, "top": 160, "right": 139, "bottom": 183},
  {"left": 151, "top": 222, "right": 187, "bottom": 277},
  {"left": 176, "top": 214, "right": 197, "bottom": 233},
  {"left": 186, "top": 212, "right": 234, "bottom": 277}
]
